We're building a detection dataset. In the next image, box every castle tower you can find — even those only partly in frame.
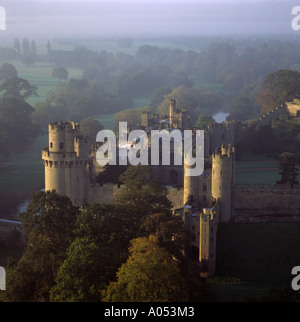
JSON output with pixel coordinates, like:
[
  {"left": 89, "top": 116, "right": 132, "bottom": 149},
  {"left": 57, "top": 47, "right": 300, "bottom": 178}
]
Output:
[
  {"left": 169, "top": 99, "right": 176, "bottom": 128},
  {"left": 42, "top": 121, "right": 90, "bottom": 207},
  {"left": 211, "top": 144, "right": 235, "bottom": 222},
  {"left": 208, "top": 121, "right": 235, "bottom": 155},
  {"left": 141, "top": 111, "right": 150, "bottom": 129},
  {"left": 183, "top": 161, "right": 198, "bottom": 206},
  {"left": 199, "top": 206, "right": 219, "bottom": 277}
]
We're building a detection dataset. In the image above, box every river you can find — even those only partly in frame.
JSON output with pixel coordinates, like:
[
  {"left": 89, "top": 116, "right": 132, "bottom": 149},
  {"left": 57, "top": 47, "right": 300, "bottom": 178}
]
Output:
[{"left": 213, "top": 111, "right": 229, "bottom": 123}]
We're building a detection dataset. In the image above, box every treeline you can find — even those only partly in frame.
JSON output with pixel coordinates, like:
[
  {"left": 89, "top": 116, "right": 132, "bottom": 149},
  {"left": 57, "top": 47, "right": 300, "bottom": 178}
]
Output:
[
  {"left": 43, "top": 37, "right": 300, "bottom": 123},
  {"left": 3, "top": 36, "right": 300, "bottom": 134}
]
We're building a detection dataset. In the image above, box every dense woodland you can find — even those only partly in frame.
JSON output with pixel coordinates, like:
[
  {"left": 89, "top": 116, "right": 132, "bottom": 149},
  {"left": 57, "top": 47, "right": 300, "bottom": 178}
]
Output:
[{"left": 1, "top": 38, "right": 300, "bottom": 163}]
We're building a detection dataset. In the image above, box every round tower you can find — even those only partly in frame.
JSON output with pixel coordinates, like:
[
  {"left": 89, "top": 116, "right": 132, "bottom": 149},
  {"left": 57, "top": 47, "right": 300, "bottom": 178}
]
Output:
[
  {"left": 183, "top": 161, "right": 198, "bottom": 206},
  {"left": 42, "top": 121, "right": 90, "bottom": 207},
  {"left": 211, "top": 144, "right": 234, "bottom": 222}
]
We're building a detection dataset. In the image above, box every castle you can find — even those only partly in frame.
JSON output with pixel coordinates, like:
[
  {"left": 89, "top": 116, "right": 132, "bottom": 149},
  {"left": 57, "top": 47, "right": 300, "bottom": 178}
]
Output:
[{"left": 42, "top": 99, "right": 300, "bottom": 278}]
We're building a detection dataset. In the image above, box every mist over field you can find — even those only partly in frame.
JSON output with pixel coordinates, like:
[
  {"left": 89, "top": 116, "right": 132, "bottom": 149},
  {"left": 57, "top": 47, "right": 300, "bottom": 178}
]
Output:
[{"left": 0, "top": 0, "right": 297, "bottom": 38}]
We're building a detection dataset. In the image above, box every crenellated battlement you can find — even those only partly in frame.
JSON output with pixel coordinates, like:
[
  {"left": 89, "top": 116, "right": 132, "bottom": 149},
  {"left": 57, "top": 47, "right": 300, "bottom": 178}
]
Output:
[
  {"left": 257, "top": 105, "right": 287, "bottom": 124},
  {"left": 213, "top": 144, "right": 235, "bottom": 159},
  {"left": 207, "top": 120, "right": 235, "bottom": 130},
  {"left": 49, "top": 120, "right": 80, "bottom": 131}
]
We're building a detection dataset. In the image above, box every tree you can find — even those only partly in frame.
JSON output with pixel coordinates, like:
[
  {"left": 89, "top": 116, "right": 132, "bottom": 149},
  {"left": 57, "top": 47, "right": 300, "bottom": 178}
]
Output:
[
  {"left": 157, "top": 85, "right": 195, "bottom": 117},
  {"left": 52, "top": 66, "right": 68, "bottom": 83},
  {"left": 0, "top": 63, "right": 18, "bottom": 80},
  {"left": 140, "top": 212, "right": 188, "bottom": 262},
  {"left": 22, "top": 54, "right": 35, "bottom": 66},
  {"left": 79, "top": 117, "right": 103, "bottom": 144},
  {"left": 13, "top": 38, "right": 21, "bottom": 55},
  {"left": 256, "top": 70, "right": 300, "bottom": 114},
  {"left": 278, "top": 152, "right": 299, "bottom": 187},
  {"left": 194, "top": 114, "right": 215, "bottom": 129},
  {"left": 0, "top": 77, "right": 37, "bottom": 101},
  {"left": 228, "top": 96, "right": 258, "bottom": 121},
  {"left": 21, "top": 38, "right": 30, "bottom": 55},
  {"left": 5, "top": 191, "right": 79, "bottom": 302},
  {"left": 113, "top": 165, "right": 172, "bottom": 225},
  {"left": 150, "top": 86, "right": 172, "bottom": 109},
  {"left": 49, "top": 203, "right": 137, "bottom": 302},
  {"left": 114, "top": 108, "right": 144, "bottom": 132},
  {"left": 47, "top": 40, "right": 52, "bottom": 54},
  {"left": 30, "top": 40, "right": 37, "bottom": 56},
  {"left": 50, "top": 237, "right": 113, "bottom": 302},
  {"left": 0, "top": 98, "right": 40, "bottom": 155},
  {"left": 102, "top": 235, "right": 188, "bottom": 302},
  {"left": 21, "top": 38, "right": 35, "bottom": 66},
  {"left": 97, "top": 163, "right": 129, "bottom": 185},
  {"left": 74, "top": 203, "right": 134, "bottom": 256}
]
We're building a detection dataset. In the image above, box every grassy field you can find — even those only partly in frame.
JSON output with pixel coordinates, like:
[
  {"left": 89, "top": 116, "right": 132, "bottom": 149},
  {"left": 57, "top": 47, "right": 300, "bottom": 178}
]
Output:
[
  {"left": 234, "top": 156, "right": 282, "bottom": 185},
  {"left": 10, "top": 60, "right": 83, "bottom": 106},
  {"left": 209, "top": 222, "right": 300, "bottom": 301},
  {"left": 0, "top": 135, "right": 47, "bottom": 196},
  {"left": 92, "top": 96, "right": 152, "bottom": 130}
]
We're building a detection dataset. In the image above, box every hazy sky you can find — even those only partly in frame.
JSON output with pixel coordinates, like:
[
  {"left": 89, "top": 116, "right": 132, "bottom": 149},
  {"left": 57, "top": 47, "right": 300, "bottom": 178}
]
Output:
[{"left": 1, "top": 0, "right": 298, "bottom": 39}]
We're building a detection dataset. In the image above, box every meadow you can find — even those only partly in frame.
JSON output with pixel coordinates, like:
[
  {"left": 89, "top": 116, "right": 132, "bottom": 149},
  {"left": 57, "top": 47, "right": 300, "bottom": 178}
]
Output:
[
  {"left": 0, "top": 60, "right": 82, "bottom": 216},
  {"left": 235, "top": 159, "right": 281, "bottom": 185},
  {"left": 209, "top": 222, "right": 300, "bottom": 301},
  {"left": 10, "top": 60, "right": 83, "bottom": 106}
]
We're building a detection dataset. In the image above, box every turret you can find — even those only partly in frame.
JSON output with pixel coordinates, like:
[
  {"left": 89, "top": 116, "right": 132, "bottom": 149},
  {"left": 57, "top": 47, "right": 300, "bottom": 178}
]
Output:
[
  {"left": 183, "top": 162, "right": 198, "bottom": 206},
  {"left": 141, "top": 111, "right": 150, "bottom": 129},
  {"left": 42, "top": 121, "right": 90, "bottom": 207},
  {"left": 211, "top": 144, "right": 235, "bottom": 222}
]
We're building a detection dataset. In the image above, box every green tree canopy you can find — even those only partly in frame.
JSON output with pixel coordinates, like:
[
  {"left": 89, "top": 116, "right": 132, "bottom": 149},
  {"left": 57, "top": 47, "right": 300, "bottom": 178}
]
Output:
[
  {"left": 0, "top": 63, "right": 18, "bottom": 80},
  {"left": 0, "top": 98, "right": 40, "bottom": 155},
  {"left": 5, "top": 191, "right": 79, "bottom": 302},
  {"left": 256, "top": 70, "right": 300, "bottom": 114},
  {"left": 52, "top": 66, "right": 69, "bottom": 83},
  {"left": 113, "top": 165, "right": 172, "bottom": 224},
  {"left": 140, "top": 212, "right": 188, "bottom": 262},
  {"left": 194, "top": 114, "right": 215, "bottom": 129},
  {"left": 102, "top": 235, "right": 188, "bottom": 302},
  {"left": 0, "top": 77, "right": 37, "bottom": 101},
  {"left": 50, "top": 237, "right": 113, "bottom": 302},
  {"left": 79, "top": 117, "right": 103, "bottom": 144},
  {"left": 50, "top": 202, "right": 138, "bottom": 302}
]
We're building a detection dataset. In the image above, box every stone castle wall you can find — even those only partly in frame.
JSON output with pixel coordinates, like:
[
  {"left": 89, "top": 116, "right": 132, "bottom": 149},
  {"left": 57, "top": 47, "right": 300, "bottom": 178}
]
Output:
[
  {"left": 233, "top": 184, "right": 300, "bottom": 223},
  {"left": 86, "top": 182, "right": 184, "bottom": 210}
]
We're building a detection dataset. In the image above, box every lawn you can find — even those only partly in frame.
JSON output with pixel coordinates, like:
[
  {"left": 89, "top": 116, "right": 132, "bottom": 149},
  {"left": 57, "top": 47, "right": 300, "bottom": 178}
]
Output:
[
  {"left": 234, "top": 169, "right": 281, "bottom": 185},
  {"left": 0, "top": 135, "right": 47, "bottom": 196},
  {"left": 234, "top": 158, "right": 281, "bottom": 185},
  {"left": 92, "top": 96, "right": 152, "bottom": 130},
  {"left": 9, "top": 60, "right": 83, "bottom": 106},
  {"left": 210, "top": 222, "right": 300, "bottom": 301}
]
